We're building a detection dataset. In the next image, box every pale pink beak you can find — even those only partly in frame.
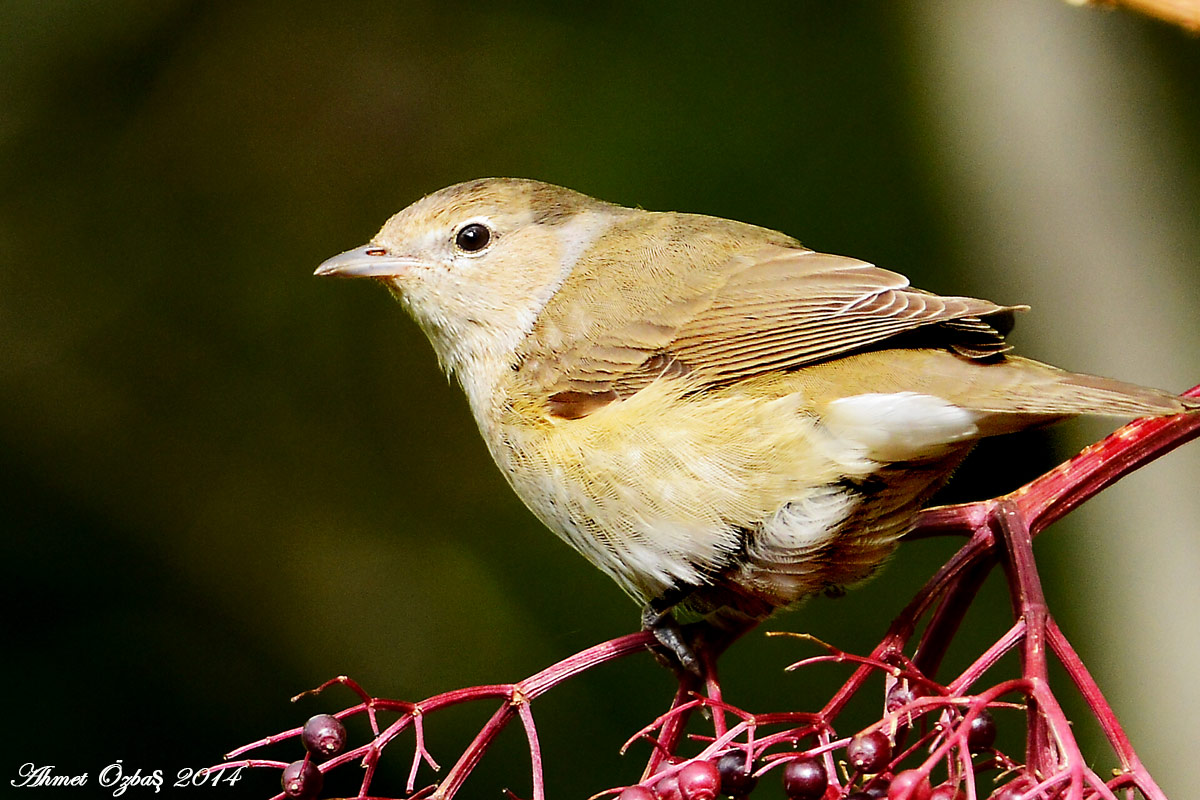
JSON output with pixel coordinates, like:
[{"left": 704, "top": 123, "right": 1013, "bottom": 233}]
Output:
[{"left": 315, "top": 244, "right": 424, "bottom": 278}]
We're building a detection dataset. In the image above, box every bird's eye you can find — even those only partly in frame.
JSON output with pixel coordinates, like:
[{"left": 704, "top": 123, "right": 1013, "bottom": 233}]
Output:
[{"left": 454, "top": 222, "right": 492, "bottom": 253}]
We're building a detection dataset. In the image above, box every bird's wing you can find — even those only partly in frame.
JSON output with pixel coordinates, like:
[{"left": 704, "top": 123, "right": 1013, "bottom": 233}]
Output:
[{"left": 515, "top": 245, "right": 1024, "bottom": 420}]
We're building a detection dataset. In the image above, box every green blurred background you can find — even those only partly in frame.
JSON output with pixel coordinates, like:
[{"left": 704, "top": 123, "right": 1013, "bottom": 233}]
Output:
[{"left": 4, "top": 1, "right": 1198, "bottom": 798}]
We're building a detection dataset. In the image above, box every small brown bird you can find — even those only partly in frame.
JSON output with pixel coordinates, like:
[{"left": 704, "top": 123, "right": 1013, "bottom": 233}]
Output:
[{"left": 317, "top": 178, "right": 1195, "bottom": 671}]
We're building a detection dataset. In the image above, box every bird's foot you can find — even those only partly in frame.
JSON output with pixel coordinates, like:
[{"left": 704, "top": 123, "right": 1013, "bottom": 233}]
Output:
[
  {"left": 642, "top": 603, "right": 704, "bottom": 677},
  {"left": 641, "top": 588, "right": 760, "bottom": 680}
]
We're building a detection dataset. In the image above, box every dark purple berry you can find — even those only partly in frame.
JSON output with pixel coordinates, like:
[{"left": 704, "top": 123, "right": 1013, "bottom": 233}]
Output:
[
  {"left": 281, "top": 760, "right": 322, "bottom": 798},
  {"left": 677, "top": 761, "right": 721, "bottom": 800},
  {"left": 885, "top": 683, "right": 918, "bottom": 714},
  {"left": 888, "top": 770, "right": 931, "bottom": 800},
  {"left": 654, "top": 773, "right": 683, "bottom": 800},
  {"left": 846, "top": 730, "right": 892, "bottom": 773},
  {"left": 781, "top": 756, "right": 827, "bottom": 800},
  {"left": 301, "top": 714, "right": 347, "bottom": 760},
  {"left": 716, "top": 751, "right": 758, "bottom": 797},
  {"left": 966, "top": 709, "right": 997, "bottom": 752},
  {"left": 619, "top": 787, "right": 657, "bottom": 800}
]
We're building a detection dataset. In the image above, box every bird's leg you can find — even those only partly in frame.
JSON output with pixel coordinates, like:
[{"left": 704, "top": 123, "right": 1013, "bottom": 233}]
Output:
[
  {"left": 643, "top": 586, "right": 764, "bottom": 679},
  {"left": 642, "top": 586, "right": 703, "bottom": 677},
  {"left": 687, "top": 614, "right": 758, "bottom": 664},
  {"left": 642, "top": 597, "right": 760, "bottom": 754}
]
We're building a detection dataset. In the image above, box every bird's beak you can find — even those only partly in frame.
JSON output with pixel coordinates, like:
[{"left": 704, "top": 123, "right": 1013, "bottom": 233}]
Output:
[{"left": 314, "top": 244, "right": 424, "bottom": 278}]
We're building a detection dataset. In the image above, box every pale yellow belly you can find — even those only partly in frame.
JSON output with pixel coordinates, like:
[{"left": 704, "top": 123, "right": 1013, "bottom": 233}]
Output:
[{"left": 488, "top": 377, "right": 970, "bottom": 615}]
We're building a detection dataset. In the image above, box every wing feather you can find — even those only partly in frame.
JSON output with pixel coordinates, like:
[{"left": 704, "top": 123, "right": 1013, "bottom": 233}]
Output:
[{"left": 518, "top": 245, "right": 1024, "bottom": 418}]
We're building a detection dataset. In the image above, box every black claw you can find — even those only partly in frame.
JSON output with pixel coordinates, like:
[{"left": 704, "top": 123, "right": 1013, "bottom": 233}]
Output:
[
  {"left": 640, "top": 588, "right": 764, "bottom": 680},
  {"left": 644, "top": 611, "right": 703, "bottom": 676},
  {"left": 642, "top": 595, "right": 705, "bottom": 677}
]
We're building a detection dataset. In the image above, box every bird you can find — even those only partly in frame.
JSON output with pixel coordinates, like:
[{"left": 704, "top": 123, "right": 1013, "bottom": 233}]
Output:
[{"left": 316, "top": 177, "right": 1196, "bottom": 672}]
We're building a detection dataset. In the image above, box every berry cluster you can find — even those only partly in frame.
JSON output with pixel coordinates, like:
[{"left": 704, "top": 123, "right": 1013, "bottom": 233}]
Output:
[
  {"left": 613, "top": 711, "right": 1026, "bottom": 800},
  {"left": 214, "top": 397, "right": 1197, "bottom": 800},
  {"left": 279, "top": 714, "right": 348, "bottom": 798}
]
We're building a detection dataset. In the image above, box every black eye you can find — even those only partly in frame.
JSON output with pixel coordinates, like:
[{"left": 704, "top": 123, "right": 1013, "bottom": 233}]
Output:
[{"left": 455, "top": 222, "right": 492, "bottom": 253}]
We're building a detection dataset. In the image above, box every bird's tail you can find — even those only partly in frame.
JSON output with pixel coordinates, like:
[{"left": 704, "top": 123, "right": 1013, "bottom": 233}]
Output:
[{"left": 966, "top": 355, "right": 1197, "bottom": 435}]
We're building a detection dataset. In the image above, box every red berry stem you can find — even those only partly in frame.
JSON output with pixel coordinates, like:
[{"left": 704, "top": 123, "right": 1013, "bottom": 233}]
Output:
[
  {"left": 219, "top": 384, "right": 1198, "bottom": 800},
  {"left": 700, "top": 649, "right": 727, "bottom": 740},
  {"left": 911, "top": 553, "right": 995, "bottom": 680},
  {"left": 1045, "top": 619, "right": 1165, "bottom": 800},
  {"left": 989, "top": 502, "right": 1057, "bottom": 779},
  {"left": 639, "top": 677, "right": 701, "bottom": 781},
  {"left": 516, "top": 699, "right": 545, "bottom": 800}
]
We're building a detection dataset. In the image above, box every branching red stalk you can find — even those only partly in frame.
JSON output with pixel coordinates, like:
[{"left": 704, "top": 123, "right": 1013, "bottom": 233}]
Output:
[{"left": 220, "top": 384, "right": 1199, "bottom": 800}]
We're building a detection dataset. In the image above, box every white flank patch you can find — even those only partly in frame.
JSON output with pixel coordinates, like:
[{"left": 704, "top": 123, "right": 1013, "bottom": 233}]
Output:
[
  {"left": 753, "top": 485, "right": 854, "bottom": 561},
  {"left": 823, "top": 392, "right": 979, "bottom": 462}
]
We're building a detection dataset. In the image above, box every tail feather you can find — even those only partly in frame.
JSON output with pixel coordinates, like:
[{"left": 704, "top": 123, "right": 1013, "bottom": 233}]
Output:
[
  {"left": 1053, "top": 370, "right": 1197, "bottom": 415},
  {"left": 964, "top": 356, "right": 1197, "bottom": 435}
]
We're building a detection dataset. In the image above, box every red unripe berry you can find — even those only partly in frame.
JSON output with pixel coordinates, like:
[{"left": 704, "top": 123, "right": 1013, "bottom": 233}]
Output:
[
  {"left": 654, "top": 773, "right": 683, "bottom": 800},
  {"left": 929, "top": 784, "right": 966, "bottom": 800},
  {"left": 619, "top": 787, "right": 657, "bottom": 800},
  {"left": 677, "top": 761, "right": 721, "bottom": 800},
  {"left": 281, "top": 759, "right": 322, "bottom": 798},
  {"left": 888, "top": 770, "right": 931, "bottom": 800},
  {"left": 846, "top": 730, "right": 892, "bottom": 773},
  {"left": 989, "top": 776, "right": 1034, "bottom": 800},
  {"left": 781, "top": 756, "right": 828, "bottom": 800}
]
